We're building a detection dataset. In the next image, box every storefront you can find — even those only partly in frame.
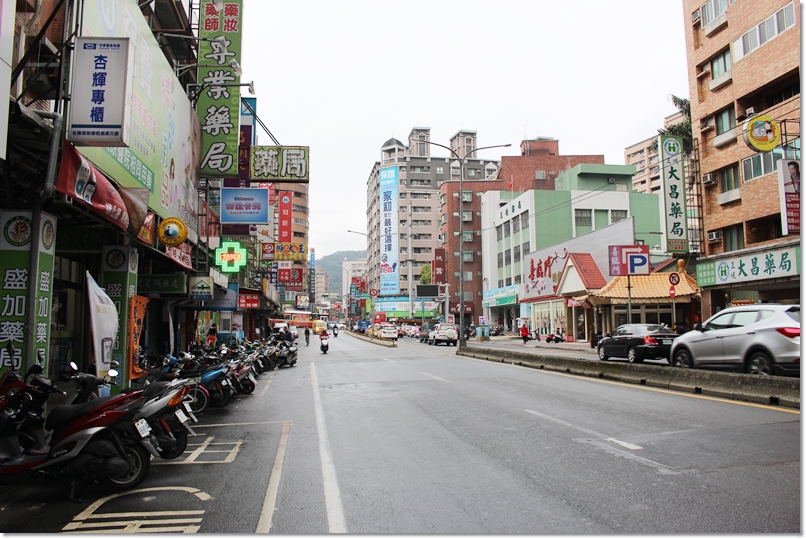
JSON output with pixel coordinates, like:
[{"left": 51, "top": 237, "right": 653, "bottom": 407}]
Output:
[
  {"left": 695, "top": 241, "right": 800, "bottom": 318},
  {"left": 555, "top": 253, "right": 608, "bottom": 342},
  {"left": 482, "top": 285, "right": 519, "bottom": 331}
]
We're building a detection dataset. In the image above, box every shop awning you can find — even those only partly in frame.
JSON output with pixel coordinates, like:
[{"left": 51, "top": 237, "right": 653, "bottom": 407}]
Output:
[{"left": 587, "top": 272, "right": 700, "bottom": 305}]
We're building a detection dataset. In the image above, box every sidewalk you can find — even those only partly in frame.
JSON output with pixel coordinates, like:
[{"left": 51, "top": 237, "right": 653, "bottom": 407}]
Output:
[{"left": 468, "top": 334, "right": 594, "bottom": 352}]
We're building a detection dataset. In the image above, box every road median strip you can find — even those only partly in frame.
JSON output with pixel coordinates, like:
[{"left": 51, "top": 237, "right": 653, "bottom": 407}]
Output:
[{"left": 458, "top": 346, "right": 800, "bottom": 409}]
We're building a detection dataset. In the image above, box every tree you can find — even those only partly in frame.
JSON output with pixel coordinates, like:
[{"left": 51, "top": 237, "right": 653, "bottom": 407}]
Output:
[
  {"left": 419, "top": 263, "right": 432, "bottom": 284},
  {"left": 651, "top": 95, "right": 693, "bottom": 156}
]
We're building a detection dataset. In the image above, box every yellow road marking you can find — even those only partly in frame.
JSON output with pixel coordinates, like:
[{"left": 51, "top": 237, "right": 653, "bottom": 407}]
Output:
[
  {"left": 464, "top": 356, "right": 799, "bottom": 414},
  {"left": 259, "top": 371, "right": 276, "bottom": 396}
]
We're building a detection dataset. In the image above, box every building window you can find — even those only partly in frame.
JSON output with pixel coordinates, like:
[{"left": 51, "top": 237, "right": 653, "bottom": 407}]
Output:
[
  {"left": 514, "top": 275, "right": 522, "bottom": 284},
  {"left": 723, "top": 224, "right": 745, "bottom": 252},
  {"left": 733, "top": 2, "right": 795, "bottom": 61},
  {"left": 715, "top": 107, "right": 735, "bottom": 135},
  {"left": 462, "top": 210, "right": 472, "bottom": 222},
  {"left": 575, "top": 209, "right": 592, "bottom": 226},
  {"left": 700, "top": 0, "right": 727, "bottom": 26},
  {"left": 611, "top": 210, "right": 628, "bottom": 223},
  {"left": 513, "top": 245, "right": 521, "bottom": 262},
  {"left": 496, "top": 225, "right": 503, "bottom": 241},
  {"left": 465, "top": 137, "right": 473, "bottom": 156},
  {"left": 504, "top": 250, "right": 511, "bottom": 265},
  {"left": 711, "top": 48, "right": 731, "bottom": 79},
  {"left": 436, "top": 166, "right": 443, "bottom": 175},
  {"left": 462, "top": 230, "right": 473, "bottom": 243},
  {"left": 497, "top": 252, "right": 503, "bottom": 268},
  {"left": 521, "top": 211, "right": 529, "bottom": 229},
  {"left": 503, "top": 222, "right": 511, "bottom": 237},
  {"left": 719, "top": 164, "right": 740, "bottom": 191},
  {"left": 461, "top": 190, "right": 472, "bottom": 202},
  {"left": 742, "top": 148, "right": 783, "bottom": 181},
  {"left": 522, "top": 241, "right": 530, "bottom": 254},
  {"left": 468, "top": 169, "right": 475, "bottom": 177},
  {"left": 462, "top": 251, "right": 473, "bottom": 262},
  {"left": 418, "top": 134, "right": 426, "bottom": 156},
  {"left": 512, "top": 216, "right": 520, "bottom": 233}
]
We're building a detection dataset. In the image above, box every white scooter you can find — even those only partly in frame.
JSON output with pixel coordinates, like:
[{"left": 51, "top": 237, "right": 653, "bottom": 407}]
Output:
[{"left": 320, "top": 332, "right": 329, "bottom": 354}]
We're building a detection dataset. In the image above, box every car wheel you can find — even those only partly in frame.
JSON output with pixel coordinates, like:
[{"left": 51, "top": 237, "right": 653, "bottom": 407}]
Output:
[
  {"left": 671, "top": 348, "right": 692, "bottom": 368},
  {"left": 627, "top": 347, "right": 643, "bottom": 363},
  {"left": 747, "top": 350, "right": 773, "bottom": 375},
  {"left": 598, "top": 346, "right": 608, "bottom": 361}
]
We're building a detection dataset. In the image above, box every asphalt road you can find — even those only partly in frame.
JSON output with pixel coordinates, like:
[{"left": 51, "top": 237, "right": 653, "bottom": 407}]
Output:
[{"left": 0, "top": 334, "right": 799, "bottom": 533}]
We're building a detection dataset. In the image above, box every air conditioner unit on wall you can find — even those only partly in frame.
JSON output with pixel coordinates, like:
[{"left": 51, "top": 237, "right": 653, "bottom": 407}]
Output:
[
  {"left": 692, "top": 9, "right": 701, "bottom": 23},
  {"left": 707, "top": 230, "right": 722, "bottom": 242},
  {"left": 702, "top": 173, "right": 717, "bottom": 185}
]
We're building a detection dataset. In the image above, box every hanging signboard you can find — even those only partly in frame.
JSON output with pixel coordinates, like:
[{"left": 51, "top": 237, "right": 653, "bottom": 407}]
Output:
[
  {"left": 378, "top": 166, "right": 399, "bottom": 295},
  {"left": 215, "top": 240, "right": 247, "bottom": 273},
  {"left": 250, "top": 146, "right": 310, "bottom": 182},
  {"left": 778, "top": 159, "right": 800, "bottom": 235},
  {"left": 67, "top": 37, "right": 134, "bottom": 146},
  {"left": 278, "top": 191, "right": 292, "bottom": 242},
  {"left": 659, "top": 135, "right": 688, "bottom": 253},
  {"left": 189, "top": 276, "right": 214, "bottom": 300},
  {"left": 220, "top": 188, "right": 269, "bottom": 224}
]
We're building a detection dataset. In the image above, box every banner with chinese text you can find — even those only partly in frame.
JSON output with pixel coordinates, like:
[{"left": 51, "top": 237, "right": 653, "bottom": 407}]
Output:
[
  {"left": 128, "top": 295, "right": 149, "bottom": 379},
  {"left": 379, "top": 167, "right": 399, "bottom": 295},
  {"left": 659, "top": 135, "right": 688, "bottom": 253},
  {"left": 250, "top": 146, "right": 309, "bottom": 182},
  {"left": 0, "top": 211, "right": 56, "bottom": 375},
  {"left": 278, "top": 191, "right": 292, "bottom": 242},
  {"left": 101, "top": 245, "right": 138, "bottom": 384}
]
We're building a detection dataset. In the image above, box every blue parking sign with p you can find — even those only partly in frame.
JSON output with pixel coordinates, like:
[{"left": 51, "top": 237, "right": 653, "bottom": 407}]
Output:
[{"left": 628, "top": 253, "right": 649, "bottom": 274}]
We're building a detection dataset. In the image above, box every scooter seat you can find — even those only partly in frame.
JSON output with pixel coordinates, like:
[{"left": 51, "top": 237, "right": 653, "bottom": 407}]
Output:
[
  {"left": 45, "top": 396, "right": 118, "bottom": 431},
  {"left": 181, "top": 363, "right": 225, "bottom": 378}
]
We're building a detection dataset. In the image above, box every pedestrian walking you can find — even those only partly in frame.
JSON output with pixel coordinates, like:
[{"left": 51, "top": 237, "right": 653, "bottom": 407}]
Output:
[{"left": 520, "top": 323, "right": 530, "bottom": 344}]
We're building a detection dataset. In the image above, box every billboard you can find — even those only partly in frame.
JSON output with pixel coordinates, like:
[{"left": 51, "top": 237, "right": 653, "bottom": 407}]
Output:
[
  {"left": 432, "top": 248, "right": 446, "bottom": 285},
  {"left": 220, "top": 188, "right": 269, "bottom": 224},
  {"left": 250, "top": 146, "right": 310, "bottom": 182},
  {"left": 778, "top": 159, "right": 800, "bottom": 235},
  {"left": 378, "top": 166, "right": 399, "bottom": 295}
]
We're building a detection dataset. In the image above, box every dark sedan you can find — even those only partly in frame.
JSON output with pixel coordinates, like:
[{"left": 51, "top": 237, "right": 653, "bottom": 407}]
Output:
[{"left": 597, "top": 324, "right": 679, "bottom": 363}]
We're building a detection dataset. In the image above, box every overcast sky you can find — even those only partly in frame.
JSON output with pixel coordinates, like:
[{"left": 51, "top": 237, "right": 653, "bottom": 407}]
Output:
[{"left": 240, "top": 0, "right": 690, "bottom": 259}]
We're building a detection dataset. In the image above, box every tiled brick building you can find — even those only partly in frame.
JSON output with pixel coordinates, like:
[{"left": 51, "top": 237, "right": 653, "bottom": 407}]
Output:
[{"left": 683, "top": 0, "right": 800, "bottom": 316}]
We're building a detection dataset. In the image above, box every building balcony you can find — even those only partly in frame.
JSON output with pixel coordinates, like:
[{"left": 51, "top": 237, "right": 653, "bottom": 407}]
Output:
[
  {"left": 712, "top": 127, "right": 737, "bottom": 148},
  {"left": 708, "top": 71, "right": 732, "bottom": 91},
  {"left": 717, "top": 188, "right": 741, "bottom": 205},
  {"left": 703, "top": 11, "right": 728, "bottom": 37}
]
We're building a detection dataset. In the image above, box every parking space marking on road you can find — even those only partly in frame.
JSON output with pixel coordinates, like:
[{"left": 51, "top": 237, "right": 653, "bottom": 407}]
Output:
[
  {"left": 606, "top": 437, "right": 643, "bottom": 450},
  {"left": 421, "top": 372, "right": 450, "bottom": 383},
  {"left": 152, "top": 436, "right": 242, "bottom": 465},
  {"left": 255, "top": 420, "right": 292, "bottom": 533},
  {"left": 62, "top": 486, "right": 209, "bottom": 533},
  {"left": 193, "top": 421, "right": 284, "bottom": 428},
  {"left": 259, "top": 371, "right": 277, "bottom": 396},
  {"left": 465, "top": 356, "right": 799, "bottom": 414},
  {"left": 310, "top": 363, "right": 347, "bottom": 533}
]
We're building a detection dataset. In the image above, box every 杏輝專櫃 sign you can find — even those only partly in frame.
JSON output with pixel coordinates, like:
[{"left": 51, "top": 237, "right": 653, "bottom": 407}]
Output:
[
  {"left": 250, "top": 146, "right": 309, "bottom": 182},
  {"left": 659, "top": 135, "right": 688, "bottom": 253},
  {"left": 198, "top": 0, "right": 243, "bottom": 177},
  {"left": 220, "top": 188, "right": 269, "bottom": 224},
  {"left": 68, "top": 37, "right": 134, "bottom": 146},
  {"left": 378, "top": 167, "right": 399, "bottom": 296}
]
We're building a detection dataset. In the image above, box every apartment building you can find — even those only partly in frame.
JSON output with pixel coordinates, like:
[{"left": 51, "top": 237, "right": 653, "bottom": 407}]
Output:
[
  {"left": 364, "top": 128, "right": 499, "bottom": 318},
  {"left": 683, "top": 0, "right": 800, "bottom": 315},
  {"left": 625, "top": 111, "right": 686, "bottom": 194}
]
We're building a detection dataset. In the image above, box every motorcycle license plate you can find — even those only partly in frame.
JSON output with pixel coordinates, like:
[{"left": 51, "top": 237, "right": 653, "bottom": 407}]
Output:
[
  {"left": 135, "top": 418, "right": 151, "bottom": 438},
  {"left": 175, "top": 409, "right": 190, "bottom": 424},
  {"left": 220, "top": 379, "right": 229, "bottom": 387},
  {"left": 183, "top": 401, "right": 193, "bottom": 413},
  {"left": 248, "top": 373, "right": 256, "bottom": 383}
]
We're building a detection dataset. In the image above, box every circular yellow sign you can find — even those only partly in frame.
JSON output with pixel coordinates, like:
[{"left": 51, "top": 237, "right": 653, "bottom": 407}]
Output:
[
  {"left": 743, "top": 114, "right": 780, "bottom": 153},
  {"left": 157, "top": 217, "right": 188, "bottom": 246}
]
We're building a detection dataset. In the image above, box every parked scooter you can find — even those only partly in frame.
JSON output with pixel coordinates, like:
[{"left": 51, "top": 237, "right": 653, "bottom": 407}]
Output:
[
  {"left": 0, "top": 364, "right": 155, "bottom": 501},
  {"left": 545, "top": 329, "right": 565, "bottom": 343},
  {"left": 320, "top": 332, "right": 329, "bottom": 354}
]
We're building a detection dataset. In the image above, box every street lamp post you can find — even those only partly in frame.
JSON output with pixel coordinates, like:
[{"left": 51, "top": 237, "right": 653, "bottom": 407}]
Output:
[{"left": 420, "top": 140, "right": 511, "bottom": 347}]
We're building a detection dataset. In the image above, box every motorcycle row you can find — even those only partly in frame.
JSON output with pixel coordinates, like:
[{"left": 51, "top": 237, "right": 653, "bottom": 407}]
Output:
[{"left": 0, "top": 333, "right": 298, "bottom": 502}]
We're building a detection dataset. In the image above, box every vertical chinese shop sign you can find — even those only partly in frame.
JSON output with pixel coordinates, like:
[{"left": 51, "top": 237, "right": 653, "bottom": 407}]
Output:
[
  {"left": 198, "top": 0, "right": 243, "bottom": 177},
  {"left": 0, "top": 211, "right": 56, "bottom": 374},
  {"left": 102, "top": 245, "right": 138, "bottom": 384},
  {"left": 659, "top": 135, "right": 688, "bottom": 253},
  {"left": 278, "top": 191, "right": 292, "bottom": 242}
]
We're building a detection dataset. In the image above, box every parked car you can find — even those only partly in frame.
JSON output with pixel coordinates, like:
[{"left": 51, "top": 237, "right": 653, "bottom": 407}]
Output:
[
  {"left": 428, "top": 324, "right": 458, "bottom": 346},
  {"left": 378, "top": 323, "right": 398, "bottom": 341},
  {"left": 597, "top": 324, "right": 679, "bottom": 363},
  {"left": 419, "top": 322, "right": 438, "bottom": 343},
  {"left": 670, "top": 304, "right": 800, "bottom": 376}
]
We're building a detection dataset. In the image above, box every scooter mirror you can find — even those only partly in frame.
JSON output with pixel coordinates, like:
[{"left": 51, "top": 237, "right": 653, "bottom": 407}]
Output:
[
  {"left": 110, "top": 360, "right": 120, "bottom": 369},
  {"left": 25, "top": 364, "right": 43, "bottom": 377},
  {"left": 70, "top": 361, "right": 78, "bottom": 371},
  {"left": 107, "top": 369, "right": 119, "bottom": 378}
]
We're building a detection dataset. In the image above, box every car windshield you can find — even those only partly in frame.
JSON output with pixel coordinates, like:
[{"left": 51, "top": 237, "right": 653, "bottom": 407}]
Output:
[{"left": 645, "top": 325, "right": 672, "bottom": 334}]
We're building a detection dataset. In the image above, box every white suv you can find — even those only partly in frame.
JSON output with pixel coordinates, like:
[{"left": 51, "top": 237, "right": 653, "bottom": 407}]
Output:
[{"left": 428, "top": 324, "right": 458, "bottom": 346}]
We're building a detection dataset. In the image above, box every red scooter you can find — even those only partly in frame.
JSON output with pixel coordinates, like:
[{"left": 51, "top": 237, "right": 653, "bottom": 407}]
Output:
[{"left": 0, "top": 363, "right": 157, "bottom": 501}]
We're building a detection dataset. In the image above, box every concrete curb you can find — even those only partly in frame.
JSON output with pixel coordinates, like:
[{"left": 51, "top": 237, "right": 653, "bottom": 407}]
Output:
[
  {"left": 457, "top": 346, "right": 800, "bottom": 409},
  {"left": 346, "top": 330, "right": 397, "bottom": 347}
]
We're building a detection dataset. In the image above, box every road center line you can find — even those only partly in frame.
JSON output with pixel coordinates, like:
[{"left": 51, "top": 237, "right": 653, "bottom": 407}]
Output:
[
  {"left": 310, "top": 363, "right": 347, "bottom": 533},
  {"left": 255, "top": 420, "right": 292, "bottom": 533},
  {"left": 421, "top": 372, "right": 450, "bottom": 383}
]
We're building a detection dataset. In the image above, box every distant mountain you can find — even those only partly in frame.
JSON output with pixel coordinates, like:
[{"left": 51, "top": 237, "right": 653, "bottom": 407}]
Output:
[{"left": 315, "top": 250, "right": 367, "bottom": 295}]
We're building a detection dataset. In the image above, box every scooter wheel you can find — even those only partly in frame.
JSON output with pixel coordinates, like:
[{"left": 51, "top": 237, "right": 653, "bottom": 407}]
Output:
[
  {"left": 156, "top": 419, "right": 188, "bottom": 460},
  {"left": 242, "top": 380, "right": 255, "bottom": 395},
  {"left": 105, "top": 438, "right": 151, "bottom": 490},
  {"left": 211, "top": 387, "right": 233, "bottom": 408},
  {"left": 186, "top": 387, "right": 208, "bottom": 415}
]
